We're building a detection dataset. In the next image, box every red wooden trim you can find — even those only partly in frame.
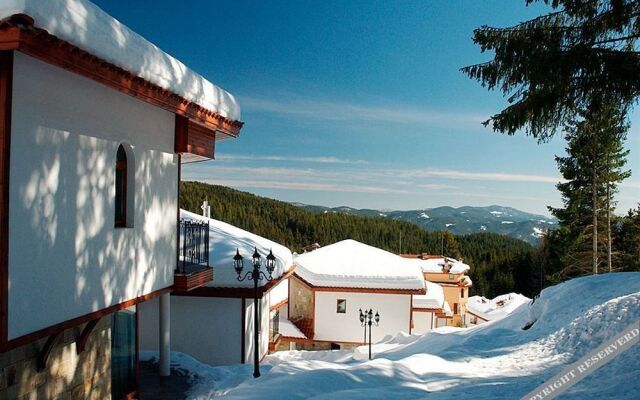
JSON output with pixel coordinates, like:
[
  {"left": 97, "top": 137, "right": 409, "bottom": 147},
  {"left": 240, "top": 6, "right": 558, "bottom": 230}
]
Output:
[
  {"left": 240, "top": 297, "right": 246, "bottom": 364},
  {"left": 269, "top": 298, "right": 288, "bottom": 312},
  {"left": 292, "top": 273, "right": 426, "bottom": 295},
  {"left": 465, "top": 310, "right": 489, "bottom": 322},
  {"left": 3, "top": 286, "right": 171, "bottom": 351},
  {"left": 0, "top": 50, "right": 12, "bottom": 350},
  {"left": 175, "top": 267, "right": 296, "bottom": 299},
  {"left": 173, "top": 267, "right": 214, "bottom": 292},
  {"left": 175, "top": 154, "right": 181, "bottom": 271},
  {"left": 36, "top": 331, "right": 62, "bottom": 372},
  {"left": 0, "top": 20, "right": 243, "bottom": 137},
  {"left": 75, "top": 318, "right": 99, "bottom": 354},
  {"left": 411, "top": 307, "right": 441, "bottom": 312}
]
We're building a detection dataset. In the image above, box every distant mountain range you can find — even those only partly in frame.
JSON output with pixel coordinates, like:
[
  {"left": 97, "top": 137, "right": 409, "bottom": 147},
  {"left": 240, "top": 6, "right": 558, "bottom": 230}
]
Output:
[{"left": 291, "top": 204, "right": 557, "bottom": 245}]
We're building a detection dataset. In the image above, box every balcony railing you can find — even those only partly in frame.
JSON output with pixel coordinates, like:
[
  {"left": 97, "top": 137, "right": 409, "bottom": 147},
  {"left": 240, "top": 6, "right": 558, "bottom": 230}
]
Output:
[
  {"left": 178, "top": 219, "right": 210, "bottom": 273},
  {"left": 174, "top": 219, "right": 213, "bottom": 292}
]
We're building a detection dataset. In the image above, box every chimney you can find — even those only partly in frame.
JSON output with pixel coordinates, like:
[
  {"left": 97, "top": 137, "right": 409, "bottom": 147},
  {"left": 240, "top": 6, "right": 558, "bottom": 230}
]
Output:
[{"left": 201, "top": 199, "right": 211, "bottom": 219}]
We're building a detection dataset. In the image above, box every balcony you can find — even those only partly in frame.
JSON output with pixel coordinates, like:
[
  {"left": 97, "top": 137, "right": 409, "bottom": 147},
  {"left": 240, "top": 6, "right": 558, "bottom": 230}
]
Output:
[{"left": 174, "top": 219, "right": 213, "bottom": 293}]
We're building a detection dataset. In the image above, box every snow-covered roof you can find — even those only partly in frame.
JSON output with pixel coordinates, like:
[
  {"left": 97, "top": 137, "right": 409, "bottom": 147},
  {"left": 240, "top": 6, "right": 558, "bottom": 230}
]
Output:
[
  {"left": 0, "top": 0, "right": 241, "bottom": 122},
  {"left": 467, "top": 293, "right": 530, "bottom": 321},
  {"left": 417, "top": 257, "right": 470, "bottom": 274},
  {"left": 180, "top": 210, "right": 293, "bottom": 288},
  {"left": 293, "top": 240, "right": 425, "bottom": 291},
  {"left": 279, "top": 315, "right": 307, "bottom": 340},
  {"left": 412, "top": 281, "right": 445, "bottom": 309}
]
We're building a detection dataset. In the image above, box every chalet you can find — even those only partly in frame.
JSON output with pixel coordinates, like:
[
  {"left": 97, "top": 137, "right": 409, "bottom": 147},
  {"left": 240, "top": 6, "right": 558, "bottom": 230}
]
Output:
[
  {"left": 286, "top": 240, "right": 428, "bottom": 350},
  {"left": 0, "top": 0, "right": 242, "bottom": 398},
  {"left": 139, "top": 210, "right": 295, "bottom": 366},
  {"left": 401, "top": 254, "right": 473, "bottom": 327}
]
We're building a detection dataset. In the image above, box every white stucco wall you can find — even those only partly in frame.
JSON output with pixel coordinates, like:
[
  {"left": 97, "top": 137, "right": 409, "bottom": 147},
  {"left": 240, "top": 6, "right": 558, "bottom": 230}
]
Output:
[
  {"left": 244, "top": 294, "right": 270, "bottom": 364},
  {"left": 313, "top": 291, "right": 412, "bottom": 344},
  {"left": 8, "top": 53, "right": 178, "bottom": 339},
  {"left": 269, "top": 279, "right": 289, "bottom": 309},
  {"left": 411, "top": 311, "right": 434, "bottom": 335},
  {"left": 139, "top": 296, "right": 243, "bottom": 366}
]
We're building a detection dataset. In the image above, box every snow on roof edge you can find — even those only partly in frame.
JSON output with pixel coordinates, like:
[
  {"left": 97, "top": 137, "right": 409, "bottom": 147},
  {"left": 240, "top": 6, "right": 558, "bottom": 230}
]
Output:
[
  {"left": 0, "top": 0, "right": 241, "bottom": 122},
  {"left": 294, "top": 239, "right": 426, "bottom": 291}
]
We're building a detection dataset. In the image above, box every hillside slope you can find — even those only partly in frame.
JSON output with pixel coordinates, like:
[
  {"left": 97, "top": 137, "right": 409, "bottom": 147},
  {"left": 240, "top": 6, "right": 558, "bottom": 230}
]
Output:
[
  {"left": 297, "top": 203, "right": 557, "bottom": 245},
  {"left": 180, "top": 181, "right": 538, "bottom": 297}
]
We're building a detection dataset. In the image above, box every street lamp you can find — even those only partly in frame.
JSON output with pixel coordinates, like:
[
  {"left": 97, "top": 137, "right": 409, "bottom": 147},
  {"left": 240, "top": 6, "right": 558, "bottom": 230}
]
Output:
[
  {"left": 358, "top": 308, "right": 380, "bottom": 360},
  {"left": 234, "top": 247, "right": 276, "bottom": 378}
]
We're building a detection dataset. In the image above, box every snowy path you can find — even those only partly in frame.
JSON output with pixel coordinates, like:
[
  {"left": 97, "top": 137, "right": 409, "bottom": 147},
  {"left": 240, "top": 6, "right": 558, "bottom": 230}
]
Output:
[{"left": 172, "top": 273, "right": 640, "bottom": 399}]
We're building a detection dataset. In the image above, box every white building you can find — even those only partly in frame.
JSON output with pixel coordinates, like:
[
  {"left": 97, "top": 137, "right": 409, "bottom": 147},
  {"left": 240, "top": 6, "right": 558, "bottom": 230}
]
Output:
[
  {"left": 287, "top": 240, "right": 428, "bottom": 349},
  {"left": 411, "top": 280, "right": 452, "bottom": 333},
  {"left": 0, "top": 1, "right": 243, "bottom": 398},
  {"left": 139, "top": 210, "right": 294, "bottom": 366}
]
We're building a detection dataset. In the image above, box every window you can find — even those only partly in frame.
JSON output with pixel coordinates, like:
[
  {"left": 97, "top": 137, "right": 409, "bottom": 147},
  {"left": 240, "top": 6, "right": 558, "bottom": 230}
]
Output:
[
  {"left": 448, "top": 273, "right": 455, "bottom": 280},
  {"left": 115, "top": 145, "right": 127, "bottom": 227},
  {"left": 336, "top": 299, "right": 346, "bottom": 313},
  {"left": 461, "top": 288, "right": 465, "bottom": 298},
  {"left": 453, "top": 303, "right": 459, "bottom": 314},
  {"left": 111, "top": 306, "right": 137, "bottom": 399}
]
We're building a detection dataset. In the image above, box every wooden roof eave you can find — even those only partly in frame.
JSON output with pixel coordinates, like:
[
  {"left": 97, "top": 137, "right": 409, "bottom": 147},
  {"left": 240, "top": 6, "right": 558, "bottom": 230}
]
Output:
[{"left": 0, "top": 15, "right": 244, "bottom": 139}]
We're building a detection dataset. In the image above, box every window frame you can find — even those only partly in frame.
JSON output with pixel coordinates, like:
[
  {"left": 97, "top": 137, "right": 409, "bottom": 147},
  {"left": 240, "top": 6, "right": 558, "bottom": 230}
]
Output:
[
  {"left": 336, "top": 299, "right": 347, "bottom": 314},
  {"left": 114, "top": 145, "right": 128, "bottom": 228}
]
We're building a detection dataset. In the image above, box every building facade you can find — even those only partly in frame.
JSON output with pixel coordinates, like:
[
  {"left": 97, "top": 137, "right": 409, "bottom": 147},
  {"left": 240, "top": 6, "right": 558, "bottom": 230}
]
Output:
[
  {"left": 0, "top": 1, "right": 243, "bottom": 398},
  {"left": 286, "top": 240, "right": 426, "bottom": 350}
]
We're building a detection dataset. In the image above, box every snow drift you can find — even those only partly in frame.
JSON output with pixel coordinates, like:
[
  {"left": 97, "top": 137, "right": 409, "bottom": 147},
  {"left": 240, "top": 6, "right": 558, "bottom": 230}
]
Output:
[{"left": 170, "top": 273, "right": 640, "bottom": 399}]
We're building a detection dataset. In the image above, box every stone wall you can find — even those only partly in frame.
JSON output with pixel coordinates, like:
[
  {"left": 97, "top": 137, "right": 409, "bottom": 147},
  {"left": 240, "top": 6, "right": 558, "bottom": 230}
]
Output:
[
  {"left": 0, "top": 317, "right": 111, "bottom": 400},
  {"left": 289, "top": 277, "right": 313, "bottom": 321}
]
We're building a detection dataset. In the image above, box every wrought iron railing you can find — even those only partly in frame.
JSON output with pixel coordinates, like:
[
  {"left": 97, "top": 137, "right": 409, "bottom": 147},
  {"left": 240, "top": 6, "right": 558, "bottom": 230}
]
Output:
[{"left": 177, "top": 219, "right": 210, "bottom": 273}]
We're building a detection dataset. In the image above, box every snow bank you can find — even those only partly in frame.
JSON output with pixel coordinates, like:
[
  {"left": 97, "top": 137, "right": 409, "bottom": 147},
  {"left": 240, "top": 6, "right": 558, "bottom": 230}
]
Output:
[
  {"left": 181, "top": 210, "right": 293, "bottom": 288},
  {"left": 0, "top": 0, "right": 241, "bottom": 121},
  {"left": 181, "top": 272, "right": 639, "bottom": 399},
  {"left": 467, "top": 292, "right": 530, "bottom": 322},
  {"left": 293, "top": 239, "right": 425, "bottom": 290}
]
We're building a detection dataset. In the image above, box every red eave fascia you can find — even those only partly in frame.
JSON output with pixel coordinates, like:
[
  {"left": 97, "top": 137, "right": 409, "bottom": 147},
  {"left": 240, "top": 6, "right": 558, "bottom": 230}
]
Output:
[
  {"left": 292, "top": 273, "right": 427, "bottom": 295},
  {"left": 0, "top": 14, "right": 244, "bottom": 138}
]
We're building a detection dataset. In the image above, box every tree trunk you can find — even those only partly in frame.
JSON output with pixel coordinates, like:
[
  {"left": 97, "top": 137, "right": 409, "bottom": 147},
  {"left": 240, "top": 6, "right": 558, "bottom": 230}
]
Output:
[
  {"left": 607, "top": 178, "right": 612, "bottom": 273},
  {"left": 593, "top": 166, "right": 598, "bottom": 275}
]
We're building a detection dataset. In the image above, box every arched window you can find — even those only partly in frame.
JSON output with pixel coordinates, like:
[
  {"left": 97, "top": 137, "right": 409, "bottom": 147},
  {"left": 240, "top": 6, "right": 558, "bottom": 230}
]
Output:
[{"left": 115, "top": 144, "right": 128, "bottom": 227}]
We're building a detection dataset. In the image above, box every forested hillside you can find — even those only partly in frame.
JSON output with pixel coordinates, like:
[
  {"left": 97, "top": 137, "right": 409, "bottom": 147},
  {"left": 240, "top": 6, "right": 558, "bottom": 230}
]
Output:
[{"left": 181, "top": 181, "right": 544, "bottom": 297}]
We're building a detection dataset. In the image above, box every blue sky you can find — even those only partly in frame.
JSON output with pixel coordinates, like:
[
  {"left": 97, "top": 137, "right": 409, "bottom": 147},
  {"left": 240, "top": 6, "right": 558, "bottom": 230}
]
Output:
[{"left": 94, "top": 0, "right": 639, "bottom": 215}]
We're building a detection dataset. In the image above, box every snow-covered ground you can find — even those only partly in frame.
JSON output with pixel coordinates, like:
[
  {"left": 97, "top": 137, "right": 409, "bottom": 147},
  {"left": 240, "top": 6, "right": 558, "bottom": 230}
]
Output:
[{"left": 156, "top": 273, "right": 640, "bottom": 399}]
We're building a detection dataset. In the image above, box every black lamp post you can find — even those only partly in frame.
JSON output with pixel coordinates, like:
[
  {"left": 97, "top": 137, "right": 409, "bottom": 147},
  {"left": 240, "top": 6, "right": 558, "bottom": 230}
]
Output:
[
  {"left": 359, "top": 308, "right": 380, "bottom": 360},
  {"left": 234, "top": 247, "right": 276, "bottom": 378}
]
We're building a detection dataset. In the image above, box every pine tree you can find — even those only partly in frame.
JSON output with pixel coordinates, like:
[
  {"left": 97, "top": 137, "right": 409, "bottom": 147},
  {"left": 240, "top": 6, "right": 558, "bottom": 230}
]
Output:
[
  {"left": 462, "top": 1, "right": 640, "bottom": 141},
  {"left": 549, "top": 101, "right": 630, "bottom": 277}
]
